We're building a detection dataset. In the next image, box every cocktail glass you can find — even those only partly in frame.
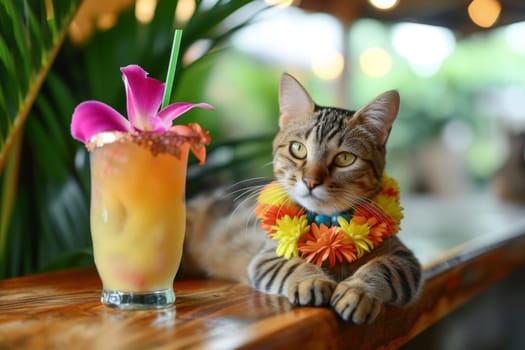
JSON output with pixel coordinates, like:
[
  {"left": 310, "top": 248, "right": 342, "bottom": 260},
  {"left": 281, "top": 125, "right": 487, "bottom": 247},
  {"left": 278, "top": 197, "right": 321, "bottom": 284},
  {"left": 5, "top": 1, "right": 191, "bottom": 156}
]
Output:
[{"left": 88, "top": 131, "right": 191, "bottom": 309}]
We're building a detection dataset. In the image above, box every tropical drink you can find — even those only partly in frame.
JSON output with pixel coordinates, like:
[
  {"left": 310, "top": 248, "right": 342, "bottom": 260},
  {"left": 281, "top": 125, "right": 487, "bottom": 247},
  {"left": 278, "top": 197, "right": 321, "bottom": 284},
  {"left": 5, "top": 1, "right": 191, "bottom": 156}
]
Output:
[
  {"left": 70, "top": 64, "right": 212, "bottom": 309},
  {"left": 88, "top": 132, "right": 190, "bottom": 308}
]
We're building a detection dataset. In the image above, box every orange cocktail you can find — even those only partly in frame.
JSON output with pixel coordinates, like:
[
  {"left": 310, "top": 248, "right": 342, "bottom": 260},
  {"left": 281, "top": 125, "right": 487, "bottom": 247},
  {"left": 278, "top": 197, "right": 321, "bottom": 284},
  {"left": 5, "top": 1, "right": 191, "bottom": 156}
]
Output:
[
  {"left": 89, "top": 131, "right": 190, "bottom": 309},
  {"left": 71, "top": 63, "right": 212, "bottom": 309}
]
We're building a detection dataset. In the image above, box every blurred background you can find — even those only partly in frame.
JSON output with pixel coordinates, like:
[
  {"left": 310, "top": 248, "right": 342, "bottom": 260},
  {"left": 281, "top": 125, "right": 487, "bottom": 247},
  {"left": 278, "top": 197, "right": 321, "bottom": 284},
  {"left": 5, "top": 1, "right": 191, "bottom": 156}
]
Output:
[{"left": 1, "top": 0, "right": 524, "bottom": 348}]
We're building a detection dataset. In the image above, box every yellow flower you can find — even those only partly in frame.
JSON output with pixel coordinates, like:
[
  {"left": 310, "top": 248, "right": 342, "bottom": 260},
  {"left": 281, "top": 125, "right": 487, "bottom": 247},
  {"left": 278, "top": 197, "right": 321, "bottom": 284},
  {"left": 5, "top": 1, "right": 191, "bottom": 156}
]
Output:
[
  {"left": 272, "top": 215, "right": 310, "bottom": 259},
  {"left": 380, "top": 174, "right": 400, "bottom": 193},
  {"left": 376, "top": 174, "right": 403, "bottom": 230},
  {"left": 258, "top": 182, "right": 288, "bottom": 206},
  {"left": 337, "top": 216, "right": 373, "bottom": 258},
  {"left": 376, "top": 194, "right": 404, "bottom": 228}
]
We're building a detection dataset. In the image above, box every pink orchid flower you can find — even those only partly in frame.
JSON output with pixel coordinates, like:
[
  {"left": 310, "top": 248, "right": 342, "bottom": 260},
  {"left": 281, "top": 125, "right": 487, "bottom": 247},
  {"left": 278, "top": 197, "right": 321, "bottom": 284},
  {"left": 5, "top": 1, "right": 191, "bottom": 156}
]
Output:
[{"left": 71, "top": 64, "right": 213, "bottom": 144}]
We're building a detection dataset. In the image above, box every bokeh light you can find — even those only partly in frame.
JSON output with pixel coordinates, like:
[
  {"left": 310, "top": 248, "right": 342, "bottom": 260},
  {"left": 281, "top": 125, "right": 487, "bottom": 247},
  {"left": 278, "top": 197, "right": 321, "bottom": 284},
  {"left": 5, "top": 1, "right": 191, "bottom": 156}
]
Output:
[
  {"left": 467, "top": 0, "right": 502, "bottom": 28},
  {"left": 359, "top": 47, "right": 392, "bottom": 78},
  {"left": 312, "top": 50, "right": 345, "bottom": 80},
  {"left": 505, "top": 21, "right": 525, "bottom": 55},
  {"left": 264, "top": 0, "right": 295, "bottom": 8},
  {"left": 135, "top": 0, "right": 157, "bottom": 24},
  {"left": 175, "top": 0, "right": 196, "bottom": 23},
  {"left": 369, "top": 0, "right": 399, "bottom": 11},
  {"left": 392, "top": 23, "right": 455, "bottom": 76},
  {"left": 96, "top": 13, "right": 117, "bottom": 31}
]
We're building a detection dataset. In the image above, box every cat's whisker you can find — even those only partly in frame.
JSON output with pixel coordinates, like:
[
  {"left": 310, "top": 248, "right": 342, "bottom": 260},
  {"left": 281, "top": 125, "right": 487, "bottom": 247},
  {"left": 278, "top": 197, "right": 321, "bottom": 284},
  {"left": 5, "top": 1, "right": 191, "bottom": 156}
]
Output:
[
  {"left": 335, "top": 193, "right": 360, "bottom": 210},
  {"left": 254, "top": 191, "right": 295, "bottom": 222},
  {"left": 225, "top": 177, "right": 270, "bottom": 190},
  {"left": 229, "top": 188, "right": 264, "bottom": 220},
  {"left": 261, "top": 160, "right": 274, "bottom": 169},
  {"left": 232, "top": 185, "right": 265, "bottom": 203},
  {"left": 217, "top": 178, "right": 268, "bottom": 202},
  {"left": 348, "top": 196, "right": 397, "bottom": 229},
  {"left": 336, "top": 193, "right": 389, "bottom": 224},
  {"left": 222, "top": 179, "right": 269, "bottom": 198}
]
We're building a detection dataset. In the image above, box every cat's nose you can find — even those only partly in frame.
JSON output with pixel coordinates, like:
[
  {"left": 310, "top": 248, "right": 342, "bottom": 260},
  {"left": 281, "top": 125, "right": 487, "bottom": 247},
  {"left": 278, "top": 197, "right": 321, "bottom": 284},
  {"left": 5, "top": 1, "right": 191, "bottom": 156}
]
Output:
[{"left": 303, "top": 176, "right": 321, "bottom": 190}]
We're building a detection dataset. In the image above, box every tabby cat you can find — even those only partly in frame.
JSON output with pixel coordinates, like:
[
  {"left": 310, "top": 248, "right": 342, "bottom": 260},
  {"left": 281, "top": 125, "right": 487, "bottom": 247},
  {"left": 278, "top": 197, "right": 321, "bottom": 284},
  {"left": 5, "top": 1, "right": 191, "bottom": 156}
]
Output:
[{"left": 182, "top": 73, "right": 422, "bottom": 324}]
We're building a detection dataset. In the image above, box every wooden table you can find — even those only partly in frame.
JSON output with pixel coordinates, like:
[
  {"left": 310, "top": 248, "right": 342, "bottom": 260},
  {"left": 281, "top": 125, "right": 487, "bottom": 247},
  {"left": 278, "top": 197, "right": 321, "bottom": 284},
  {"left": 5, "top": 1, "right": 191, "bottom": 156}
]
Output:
[{"left": 1, "top": 193, "right": 525, "bottom": 350}]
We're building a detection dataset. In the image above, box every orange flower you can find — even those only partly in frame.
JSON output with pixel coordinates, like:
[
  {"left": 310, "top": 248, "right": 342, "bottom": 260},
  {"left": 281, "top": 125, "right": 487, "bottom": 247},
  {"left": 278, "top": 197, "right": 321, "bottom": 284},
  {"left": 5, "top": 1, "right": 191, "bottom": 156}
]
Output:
[
  {"left": 366, "top": 217, "right": 389, "bottom": 245},
  {"left": 380, "top": 186, "right": 398, "bottom": 198},
  {"left": 298, "top": 224, "right": 357, "bottom": 268},
  {"left": 255, "top": 203, "right": 304, "bottom": 237},
  {"left": 351, "top": 214, "right": 396, "bottom": 245}
]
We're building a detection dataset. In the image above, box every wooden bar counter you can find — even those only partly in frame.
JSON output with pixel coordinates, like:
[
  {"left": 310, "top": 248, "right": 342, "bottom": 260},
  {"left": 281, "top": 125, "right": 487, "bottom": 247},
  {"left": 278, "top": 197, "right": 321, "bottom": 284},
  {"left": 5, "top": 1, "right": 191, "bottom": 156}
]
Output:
[{"left": 1, "top": 193, "right": 525, "bottom": 349}]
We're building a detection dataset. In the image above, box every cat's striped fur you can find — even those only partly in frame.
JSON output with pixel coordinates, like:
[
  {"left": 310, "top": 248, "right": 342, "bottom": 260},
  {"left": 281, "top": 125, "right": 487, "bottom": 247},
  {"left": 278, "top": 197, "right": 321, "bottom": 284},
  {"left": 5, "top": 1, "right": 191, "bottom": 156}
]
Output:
[{"left": 181, "top": 73, "right": 422, "bottom": 324}]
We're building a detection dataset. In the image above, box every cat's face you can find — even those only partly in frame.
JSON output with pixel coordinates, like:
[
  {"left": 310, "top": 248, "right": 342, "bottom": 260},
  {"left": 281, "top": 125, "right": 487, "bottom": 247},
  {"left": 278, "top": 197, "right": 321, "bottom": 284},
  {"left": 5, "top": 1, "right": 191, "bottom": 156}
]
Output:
[{"left": 272, "top": 73, "right": 400, "bottom": 216}]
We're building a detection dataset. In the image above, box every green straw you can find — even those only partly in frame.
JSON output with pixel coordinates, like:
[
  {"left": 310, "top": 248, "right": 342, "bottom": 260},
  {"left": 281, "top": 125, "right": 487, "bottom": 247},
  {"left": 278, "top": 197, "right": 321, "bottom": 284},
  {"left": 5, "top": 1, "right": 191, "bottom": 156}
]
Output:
[{"left": 161, "top": 29, "right": 183, "bottom": 109}]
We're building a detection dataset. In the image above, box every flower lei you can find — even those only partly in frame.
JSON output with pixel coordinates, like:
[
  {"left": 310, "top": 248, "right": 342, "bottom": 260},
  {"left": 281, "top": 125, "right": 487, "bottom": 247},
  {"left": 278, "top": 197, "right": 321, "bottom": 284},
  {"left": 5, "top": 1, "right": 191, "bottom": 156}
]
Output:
[{"left": 254, "top": 174, "right": 403, "bottom": 268}]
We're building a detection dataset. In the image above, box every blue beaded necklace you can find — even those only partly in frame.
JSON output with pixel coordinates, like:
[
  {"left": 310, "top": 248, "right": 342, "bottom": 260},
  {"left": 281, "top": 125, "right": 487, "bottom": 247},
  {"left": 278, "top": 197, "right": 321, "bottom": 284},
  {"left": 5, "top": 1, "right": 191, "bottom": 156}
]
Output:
[{"left": 305, "top": 209, "right": 354, "bottom": 227}]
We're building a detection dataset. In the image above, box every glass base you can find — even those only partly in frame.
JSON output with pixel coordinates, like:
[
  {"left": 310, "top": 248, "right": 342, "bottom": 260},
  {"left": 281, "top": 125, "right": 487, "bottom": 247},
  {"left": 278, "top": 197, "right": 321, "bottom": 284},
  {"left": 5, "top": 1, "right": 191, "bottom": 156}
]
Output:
[{"left": 101, "top": 288, "right": 175, "bottom": 310}]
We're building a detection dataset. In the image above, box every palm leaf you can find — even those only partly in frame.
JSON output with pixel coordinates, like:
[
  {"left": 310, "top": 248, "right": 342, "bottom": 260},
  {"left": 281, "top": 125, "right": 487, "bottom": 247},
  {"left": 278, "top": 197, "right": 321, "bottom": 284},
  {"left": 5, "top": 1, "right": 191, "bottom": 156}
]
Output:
[
  {"left": 0, "top": 0, "right": 80, "bottom": 168},
  {"left": 0, "top": 0, "right": 82, "bottom": 277}
]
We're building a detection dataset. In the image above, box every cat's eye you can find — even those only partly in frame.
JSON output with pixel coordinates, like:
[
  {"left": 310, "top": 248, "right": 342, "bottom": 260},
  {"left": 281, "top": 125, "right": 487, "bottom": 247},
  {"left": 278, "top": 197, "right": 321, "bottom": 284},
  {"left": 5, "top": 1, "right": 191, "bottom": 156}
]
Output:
[
  {"left": 289, "top": 142, "right": 307, "bottom": 159},
  {"left": 333, "top": 152, "right": 356, "bottom": 167}
]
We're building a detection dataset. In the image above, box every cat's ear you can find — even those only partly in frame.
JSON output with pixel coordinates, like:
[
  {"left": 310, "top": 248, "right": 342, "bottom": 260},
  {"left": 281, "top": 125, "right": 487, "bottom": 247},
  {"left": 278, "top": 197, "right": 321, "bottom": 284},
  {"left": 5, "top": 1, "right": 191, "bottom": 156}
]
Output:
[
  {"left": 278, "top": 73, "right": 315, "bottom": 128},
  {"left": 354, "top": 90, "right": 400, "bottom": 145}
]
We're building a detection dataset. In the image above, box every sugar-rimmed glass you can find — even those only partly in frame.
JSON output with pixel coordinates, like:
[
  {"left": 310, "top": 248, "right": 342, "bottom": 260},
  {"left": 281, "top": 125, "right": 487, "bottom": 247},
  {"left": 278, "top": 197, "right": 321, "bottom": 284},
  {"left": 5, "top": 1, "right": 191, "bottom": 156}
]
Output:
[{"left": 88, "top": 131, "right": 193, "bottom": 309}]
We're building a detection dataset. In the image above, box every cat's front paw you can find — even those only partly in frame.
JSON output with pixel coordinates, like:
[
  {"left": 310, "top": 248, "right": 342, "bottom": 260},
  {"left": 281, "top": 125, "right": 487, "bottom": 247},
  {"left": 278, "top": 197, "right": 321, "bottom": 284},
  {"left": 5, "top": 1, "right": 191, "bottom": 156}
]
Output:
[
  {"left": 287, "top": 278, "right": 336, "bottom": 306},
  {"left": 331, "top": 282, "right": 381, "bottom": 324}
]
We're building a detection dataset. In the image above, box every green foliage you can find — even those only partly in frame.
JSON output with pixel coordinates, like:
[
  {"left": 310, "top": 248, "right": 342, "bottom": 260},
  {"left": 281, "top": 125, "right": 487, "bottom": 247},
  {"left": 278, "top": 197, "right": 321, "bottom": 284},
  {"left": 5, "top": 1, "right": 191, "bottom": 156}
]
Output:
[
  {"left": 0, "top": 0, "right": 267, "bottom": 278},
  {"left": 0, "top": 0, "right": 82, "bottom": 277},
  {"left": 0, "top": 0, "right": 80, "bottom": 168}
]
